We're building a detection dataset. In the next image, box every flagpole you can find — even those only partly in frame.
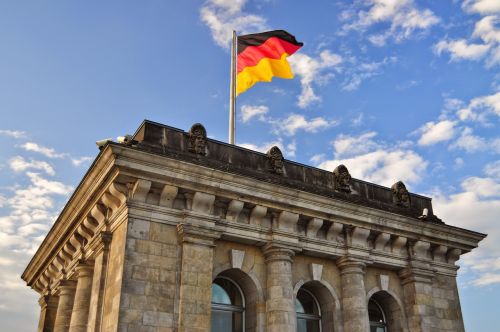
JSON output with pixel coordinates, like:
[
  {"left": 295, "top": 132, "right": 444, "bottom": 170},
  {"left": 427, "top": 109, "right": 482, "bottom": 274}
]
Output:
[{"left": 228, "top": 30, "right": 237, "bottom": 144}]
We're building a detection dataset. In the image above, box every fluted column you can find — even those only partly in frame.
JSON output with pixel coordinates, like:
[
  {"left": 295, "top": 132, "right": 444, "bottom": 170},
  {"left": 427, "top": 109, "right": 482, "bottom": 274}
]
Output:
[
  {"left": 54, "top": 280, "right": 77, "bottom": 332},
  {"left": 37, "top": 294, "right": 59, "bottom": 332},
  {"left": 69, "top": 262, "right": 94, "bottom": 332},
  {"left": 263, "top": 243, "right": 296, "bottom": 332},
  {"left": 337, "top": 256, "right": 369, "bottom": 332}
]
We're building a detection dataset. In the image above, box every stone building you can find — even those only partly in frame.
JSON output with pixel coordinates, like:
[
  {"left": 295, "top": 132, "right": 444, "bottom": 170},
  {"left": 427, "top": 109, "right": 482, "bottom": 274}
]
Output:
[{"left": 22, "top": 120, "right": 486, "bottom": 332}]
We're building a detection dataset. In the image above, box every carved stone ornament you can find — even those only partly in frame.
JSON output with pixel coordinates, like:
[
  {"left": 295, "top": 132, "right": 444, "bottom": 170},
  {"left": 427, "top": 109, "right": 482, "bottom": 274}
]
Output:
[
  {"left": 266, "top": 146, "right": 284, "bottom": 175},
  {"left": 333, "top": 164, "right": 352, "bottom": 193},
  {"left": 391, "top": 181, "right": 411, "bottom": 208},
  {"left": 187, "top": 123, "right": 207, "bottom": 155}
]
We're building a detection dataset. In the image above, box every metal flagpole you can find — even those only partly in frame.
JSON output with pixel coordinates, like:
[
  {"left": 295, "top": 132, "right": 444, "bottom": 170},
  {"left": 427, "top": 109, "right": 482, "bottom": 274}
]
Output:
[{"left": 228, "top": 30, "right": 237, "bottom": 144}]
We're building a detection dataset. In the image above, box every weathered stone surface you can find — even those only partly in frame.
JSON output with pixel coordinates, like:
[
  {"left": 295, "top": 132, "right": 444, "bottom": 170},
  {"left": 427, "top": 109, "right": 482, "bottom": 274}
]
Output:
[
  {"left": 69, "top": 263, "right": 94, "bottom": 332},
  {"left": 54, "top": 280, "right": 77, "bottom": 332},
  {"left": 337, "top": 256, "right": 369, "bottom": 332},
  {"left": 263, "top": 244, "right": 297, "bottom": 332},
  {"left": 21, "top": 120, "right": 486, "bottom": 332}
]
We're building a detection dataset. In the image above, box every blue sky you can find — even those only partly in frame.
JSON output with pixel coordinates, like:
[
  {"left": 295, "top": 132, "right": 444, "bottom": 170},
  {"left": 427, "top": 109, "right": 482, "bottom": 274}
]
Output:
[{"left": 0, "top": 0, "right": 499, "bottom": 330}]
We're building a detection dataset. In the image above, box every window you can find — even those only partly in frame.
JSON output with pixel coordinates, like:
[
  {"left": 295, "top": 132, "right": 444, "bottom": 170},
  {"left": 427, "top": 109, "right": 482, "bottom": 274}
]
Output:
[
  {"left": 368, "top": 298, "right": 387, "bottom": 332},
  {"left": 296, "top": 288, "right": 321, "bottom": 332},
  {"left": 211, "top": 277, "right": 245, "bottom": 332}
]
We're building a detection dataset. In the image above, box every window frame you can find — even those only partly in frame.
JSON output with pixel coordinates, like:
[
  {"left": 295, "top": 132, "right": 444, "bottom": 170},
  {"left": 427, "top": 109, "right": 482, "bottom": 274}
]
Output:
[
  {"left": 211, "top": 276, "right": 246, "bottom": 331},
  {"left": 296, "top": 288, "right": 322, "bottom": 332}
]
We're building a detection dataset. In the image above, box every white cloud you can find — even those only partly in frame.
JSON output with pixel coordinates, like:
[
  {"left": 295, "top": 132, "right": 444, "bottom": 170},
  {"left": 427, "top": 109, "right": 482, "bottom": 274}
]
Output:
[
  {"left": 484, "top": 160, "right": 500, "bottom": 177},
  {"left": 200, "top": 0, "right": 267, "bottom": 49},
  {"left": 434, "top": 5, "right": 500, "bottom": 67},
  {"left": 473, "top": 15, "right": 500, "bottom": 44},
  {"left": 457, "top": 91, "right": 500, "bottom": 122},
  {"left": 318, "top": 132, "right": 427, "bottom": 187},
  {"left": 0, "top": 157, "right": 75, "bottom": 328},
  {"left": 310, "top": 153, "right": 326, "bottom": 164},
  {"left": 463, "top": 0, "right": 500, "bottom": 15},
  {"left": 20, "top": 142, "right": 66, "bottom": 159},
  {"left": 276, "top": 114, "right": 336, "bottom": 136},
  {"left": 240, "top": 104, "right": 269, "bottom": 123},
  {"left": 0, "top": 130, "right": 26, "bottom": 139},
  {"left": 449, "top": 127, "right": 487, "bottom": 152},
  {"left": 319, "top": 148, "right": 427, "bottom": 187},
  {"left": 289, "top": 50, "right": 343, "bottom": 108},
  {"left": 332, "top": 132, "right": 379, "bottom": 158},
  {"left": 9, "top": 156, "right": 55, "bottom": 176},
  {"left": 417, "top": 120, "right": 457, "bottom": 146},
  {"left": 462, "top": 177, "right": 500, "bottom": 197},
  {"left": 433, "top": 39, "right": 491, "bottom": 61},
  {"left": 71, "top": 156, "right": 93, "bottom": 167},
  {"left": 341, "top": 0, "right": 440, "bottom": 46},
  {"left": 433, "top": 175, "right": 500, "bottom": 286},
  {"left": 472, "top": 273, "right": 500, "bottom": 286}
]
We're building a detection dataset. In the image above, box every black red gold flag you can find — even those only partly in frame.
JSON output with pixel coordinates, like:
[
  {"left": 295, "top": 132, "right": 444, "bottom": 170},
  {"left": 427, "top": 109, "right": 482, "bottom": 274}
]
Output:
[{"left": 236, "top": 30, "right": 303, "bottom": 95}]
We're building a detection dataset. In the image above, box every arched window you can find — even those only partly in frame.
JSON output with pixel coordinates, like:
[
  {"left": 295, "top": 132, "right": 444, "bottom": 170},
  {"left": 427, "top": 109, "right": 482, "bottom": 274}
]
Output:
[
  {"left": 211, "top": 277, "right": 245, "bottom": 332},
  {"left": 368, "top": 298, "right": 387, "bottom": 332},
  {"left": 296, "top": 288, "right": 321, "bottom": 332}
]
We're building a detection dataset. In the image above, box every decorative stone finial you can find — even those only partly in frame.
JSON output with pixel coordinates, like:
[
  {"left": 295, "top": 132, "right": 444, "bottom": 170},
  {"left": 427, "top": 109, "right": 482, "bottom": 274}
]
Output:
[
  {"left": 266, "top": 146, "right": 284, "bottom": 175},
  {"left": 187, "top": 123, "right": 207, "bottom": 155},
  {"left": 391, "top": 181, "right": 411, "bottom": 208},
  {"left": 333, "top": 164, "right": 352, "bottom": 193}
]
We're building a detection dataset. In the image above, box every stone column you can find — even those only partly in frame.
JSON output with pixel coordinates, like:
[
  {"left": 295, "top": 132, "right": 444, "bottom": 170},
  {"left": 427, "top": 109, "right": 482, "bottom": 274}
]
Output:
[
  {"left": 263, "top": 243, "right": 296, "bottom": 332},
  {"left": 87, "top": 232, "right": 112, "bottom": 332},
  {"left": 399, "top": 267, "right": 436, "bottom": 332},
  {"left": 337, "top": 256, "right": 369, "bottom": 332},
  {"left": 69, "top": 262, "right": 94, "bottom": 332},
  {"left": 177, "top": 223, "right": 219, "bottom": 332},
  {"left": 37, "top": 294, "right": 59, "bottom": 332},
  {"left": 54, "top": 280, "right": 77, "bottom": 332}
]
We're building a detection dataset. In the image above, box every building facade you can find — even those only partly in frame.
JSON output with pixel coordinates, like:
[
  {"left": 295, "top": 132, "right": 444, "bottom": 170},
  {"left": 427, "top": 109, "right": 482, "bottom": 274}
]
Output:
[{"left": 22, "top": 120, "right": 486, "bottom": 332}]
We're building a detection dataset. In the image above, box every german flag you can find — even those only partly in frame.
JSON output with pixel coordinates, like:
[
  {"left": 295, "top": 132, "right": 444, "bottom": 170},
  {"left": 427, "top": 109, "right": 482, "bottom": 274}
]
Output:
[{"left": 236, "top": 30, "right": 303, "bottom": 96}]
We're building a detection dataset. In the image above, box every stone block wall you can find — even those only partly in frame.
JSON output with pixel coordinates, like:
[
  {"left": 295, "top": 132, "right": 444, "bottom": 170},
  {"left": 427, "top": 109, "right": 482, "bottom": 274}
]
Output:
[
  {"left": 118, "top": 218, "right": 179, "bottom": 332},
  {"left": 432, "top": 275, "right": 465, "bottom": 332}
]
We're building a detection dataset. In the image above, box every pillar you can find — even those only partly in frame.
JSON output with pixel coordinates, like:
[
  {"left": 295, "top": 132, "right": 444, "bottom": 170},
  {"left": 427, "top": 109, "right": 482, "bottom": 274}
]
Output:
[
  {"left": 69, "top": 262, "right": 94, "bottom": 332},
  {"left": 54, "top": 280, "right": 77, "bottom": 332},
  {"left": 37, "top": 294, "right": 59, "bottom": 332},
  {"left": 399, "top": 267, "right": 437, "bottom": 331},
  {"left": 263, "top": 243, "right": 296, "bottom": 332},
  {"left": 87, "top": 232, "right": 112, "bottom": 332},
  {"left": 177, "top": 223, "right": 218, "bottom": 332},
  {"left": 337, "top": 256, "right": 369, "bottom": 332}
]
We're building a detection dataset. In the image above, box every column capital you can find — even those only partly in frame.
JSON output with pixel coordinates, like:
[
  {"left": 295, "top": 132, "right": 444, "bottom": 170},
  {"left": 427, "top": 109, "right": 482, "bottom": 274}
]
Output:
[
  {"left": 74, "top": 261, "right": 94, "bottom": 278},
  {"left": 177, "top": 222, "right": 220, "bottom": 247},
  {"left": 91, "top": 231, "right": 112, "bottom": 256},
  {"left": 262, "top": 243, "right": 296, "bottom": 263},
  {"left": 398, "top": 266, "right": 435, "bottom": 285},
  {"left": 336, "top": 256, "right": 367, "bottom": 275},
  {"left": 38, "top": 294, "right": 58, "bottom": 309},
  {"left": 57, "top": 280, "right": 77, "bottom": 295}
]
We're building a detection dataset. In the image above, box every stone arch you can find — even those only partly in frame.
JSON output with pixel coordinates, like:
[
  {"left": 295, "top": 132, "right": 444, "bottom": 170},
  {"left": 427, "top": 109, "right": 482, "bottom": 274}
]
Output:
[
  {"left": 213, "top": 267, "right": 265, "bottom": 332},
  {"left": 294, "top": 279, "right": 343, "bottom": 332},
  {"left": 366, "top": 287, "right": 409, "bottom": 332}
]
